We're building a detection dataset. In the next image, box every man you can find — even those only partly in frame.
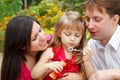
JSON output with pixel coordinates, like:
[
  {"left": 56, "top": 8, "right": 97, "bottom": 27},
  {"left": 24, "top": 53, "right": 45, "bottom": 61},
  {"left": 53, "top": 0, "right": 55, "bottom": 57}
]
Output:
[{"left": 82, "top": 0, "right": 120, "bottom": 79}]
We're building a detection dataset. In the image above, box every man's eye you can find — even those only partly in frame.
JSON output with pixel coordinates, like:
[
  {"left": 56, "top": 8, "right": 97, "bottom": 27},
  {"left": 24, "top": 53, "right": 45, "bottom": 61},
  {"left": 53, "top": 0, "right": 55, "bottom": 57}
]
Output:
[
  {"left": 85, "top": 17, "right": 90, "bottom": 22},
  {"left": 95, "top": 18, "right": 101, "bottom": 22}
]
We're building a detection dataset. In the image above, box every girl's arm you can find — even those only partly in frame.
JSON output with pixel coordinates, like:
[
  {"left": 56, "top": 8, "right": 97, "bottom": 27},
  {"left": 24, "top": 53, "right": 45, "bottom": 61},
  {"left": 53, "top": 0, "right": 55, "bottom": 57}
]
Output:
[{"left": 83, "top": 47, "right": 95, "bottom": 79}]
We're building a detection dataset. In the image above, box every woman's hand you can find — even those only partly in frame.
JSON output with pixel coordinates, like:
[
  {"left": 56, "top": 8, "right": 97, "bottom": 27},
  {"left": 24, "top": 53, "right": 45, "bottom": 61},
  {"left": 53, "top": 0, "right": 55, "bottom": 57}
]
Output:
[{"left": 57, "top": 72, "right": 84, "bottom": 80}]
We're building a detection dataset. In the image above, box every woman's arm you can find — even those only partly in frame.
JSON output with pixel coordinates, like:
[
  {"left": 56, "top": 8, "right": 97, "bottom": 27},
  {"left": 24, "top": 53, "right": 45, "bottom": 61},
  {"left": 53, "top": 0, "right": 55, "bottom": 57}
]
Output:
[
  {"left": 31, "top": 48, "right": 53, "bottom": 79},
  {"left": 57, "top": 72, "right": 85, "bottom": 80},
  {"left": 31, "top": 48, "right": 63, "bottom": 79}
]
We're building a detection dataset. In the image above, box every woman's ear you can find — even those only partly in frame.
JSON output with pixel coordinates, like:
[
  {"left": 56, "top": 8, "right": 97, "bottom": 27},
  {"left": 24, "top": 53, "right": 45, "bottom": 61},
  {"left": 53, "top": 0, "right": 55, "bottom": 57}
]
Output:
[{"left": 112, "top": 15, "right": 119, "bottom": 25}]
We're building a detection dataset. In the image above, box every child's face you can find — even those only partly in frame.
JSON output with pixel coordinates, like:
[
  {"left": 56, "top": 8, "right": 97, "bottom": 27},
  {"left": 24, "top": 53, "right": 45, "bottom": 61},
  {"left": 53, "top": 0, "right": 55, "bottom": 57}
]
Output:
[{"left": 60, "top": 29, "right": 82, "bottom": 50}]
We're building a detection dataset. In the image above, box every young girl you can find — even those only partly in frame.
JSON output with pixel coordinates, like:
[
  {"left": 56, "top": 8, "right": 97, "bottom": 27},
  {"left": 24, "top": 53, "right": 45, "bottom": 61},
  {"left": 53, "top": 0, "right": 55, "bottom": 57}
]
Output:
[{"left": 31, "top": 11, "right": 87, "bottom": 80}]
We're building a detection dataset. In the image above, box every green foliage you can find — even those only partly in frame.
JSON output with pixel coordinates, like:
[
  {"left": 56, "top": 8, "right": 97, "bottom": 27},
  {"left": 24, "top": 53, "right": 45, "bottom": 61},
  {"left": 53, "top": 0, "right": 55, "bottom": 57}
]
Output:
[
  {"left": 0, "top": 0, "right": 23, "bottom": 52},
  {"left": 0, "top": 30, "right": 4, "bottom": 52},
  {"left": 59, "top": 0, "right": 84, "bottom": 13},
  {"left": 0, "top": 0, "right": 23, "bottom": 21},
  {"left": 19, "top": 0, "right": 63, "bottom": 34}
]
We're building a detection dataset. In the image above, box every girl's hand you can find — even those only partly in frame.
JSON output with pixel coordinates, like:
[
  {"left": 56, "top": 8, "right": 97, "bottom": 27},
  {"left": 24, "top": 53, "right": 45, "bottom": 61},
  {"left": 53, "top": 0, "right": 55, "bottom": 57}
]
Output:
[{"left": 47, "top": 61, "right": 64, "bottom": 73}]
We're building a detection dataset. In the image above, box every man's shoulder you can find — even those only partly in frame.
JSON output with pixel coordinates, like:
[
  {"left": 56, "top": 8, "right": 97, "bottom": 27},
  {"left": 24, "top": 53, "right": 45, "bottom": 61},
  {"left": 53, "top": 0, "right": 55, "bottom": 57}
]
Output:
[{"left": 87, "top": 39, "right": 97, "bottom": 44}]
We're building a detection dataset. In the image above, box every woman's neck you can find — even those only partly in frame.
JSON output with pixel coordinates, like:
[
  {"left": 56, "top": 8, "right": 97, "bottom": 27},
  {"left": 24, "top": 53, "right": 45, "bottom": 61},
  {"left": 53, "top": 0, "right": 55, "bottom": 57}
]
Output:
[{"left": 25, "top": 52, "right": 37, "bottom": 71}]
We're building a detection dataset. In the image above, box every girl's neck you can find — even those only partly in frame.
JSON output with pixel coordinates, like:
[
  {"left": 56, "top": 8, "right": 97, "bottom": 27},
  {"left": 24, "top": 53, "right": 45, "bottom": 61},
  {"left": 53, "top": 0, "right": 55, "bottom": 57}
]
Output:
[{"left": 63, "top": 46, "right": 72, "bottom": 59}]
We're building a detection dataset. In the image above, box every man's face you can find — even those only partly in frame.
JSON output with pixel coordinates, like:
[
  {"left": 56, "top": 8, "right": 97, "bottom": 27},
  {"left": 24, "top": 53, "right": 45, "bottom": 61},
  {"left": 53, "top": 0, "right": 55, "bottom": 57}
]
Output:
[{"left": 85, "top": 7, "right": 116, "bottom": 43}]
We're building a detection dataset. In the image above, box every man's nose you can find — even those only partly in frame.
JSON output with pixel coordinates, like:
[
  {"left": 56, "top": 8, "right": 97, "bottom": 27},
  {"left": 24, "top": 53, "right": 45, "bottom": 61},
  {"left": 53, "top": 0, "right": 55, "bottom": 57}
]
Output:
[{"left": 87, "top": 20, "right": 95, "bottom": 29}]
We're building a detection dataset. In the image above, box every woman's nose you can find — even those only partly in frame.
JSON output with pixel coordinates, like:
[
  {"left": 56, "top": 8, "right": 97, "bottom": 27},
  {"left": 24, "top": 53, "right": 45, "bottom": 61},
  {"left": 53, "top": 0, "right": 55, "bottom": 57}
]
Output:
[{"left": 38, "top": 32, "right": 46, "bottom": 41}]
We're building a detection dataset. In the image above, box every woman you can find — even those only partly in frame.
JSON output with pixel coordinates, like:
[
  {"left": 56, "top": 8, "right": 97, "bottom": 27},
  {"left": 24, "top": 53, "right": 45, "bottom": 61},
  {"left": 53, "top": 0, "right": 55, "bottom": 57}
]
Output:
[{"left": 0, "top": 15, "right": 49, "bottom": 80}]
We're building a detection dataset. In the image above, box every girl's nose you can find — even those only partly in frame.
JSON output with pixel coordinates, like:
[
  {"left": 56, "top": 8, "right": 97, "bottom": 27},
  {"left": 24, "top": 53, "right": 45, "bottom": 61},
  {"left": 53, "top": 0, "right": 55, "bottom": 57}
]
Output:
[{"left": 70, "top": 35, "right": 75, "bottom": 41}]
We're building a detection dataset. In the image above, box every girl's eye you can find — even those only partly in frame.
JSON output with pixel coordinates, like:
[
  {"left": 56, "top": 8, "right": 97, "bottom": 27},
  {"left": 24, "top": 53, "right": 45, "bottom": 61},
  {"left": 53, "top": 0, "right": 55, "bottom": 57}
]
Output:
[
  {"left": 75, "top": 33, "right": 80, "bottom": 37},
  {"left": 65, "top": 32, "right": 71, "bottom": 36}
]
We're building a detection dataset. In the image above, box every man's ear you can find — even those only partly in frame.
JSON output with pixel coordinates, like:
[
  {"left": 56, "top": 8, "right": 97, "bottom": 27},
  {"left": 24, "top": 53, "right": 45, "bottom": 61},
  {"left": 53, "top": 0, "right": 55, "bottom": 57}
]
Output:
[{"left": 112, "top": 15, "right": 119, "bottom": 25}]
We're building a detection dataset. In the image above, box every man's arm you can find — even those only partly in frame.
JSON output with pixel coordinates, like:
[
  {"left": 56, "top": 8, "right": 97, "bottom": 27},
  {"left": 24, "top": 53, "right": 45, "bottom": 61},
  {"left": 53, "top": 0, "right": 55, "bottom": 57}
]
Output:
[
  {"left": 83, "top": 47, "right": 95, "bottom": 79},
  {"left": 89, "top": 69, "right": 120, "bottom": 80}
]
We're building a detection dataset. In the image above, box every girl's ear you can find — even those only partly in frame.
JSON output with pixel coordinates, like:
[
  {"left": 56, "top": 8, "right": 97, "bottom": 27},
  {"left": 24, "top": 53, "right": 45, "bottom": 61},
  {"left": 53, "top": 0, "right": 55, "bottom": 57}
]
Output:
[
  {"left": 112, "top": 15, "right": 119, "bottom": 25},
  {"left": 57, "top": 32, "right": 61, "bottom": 37}
]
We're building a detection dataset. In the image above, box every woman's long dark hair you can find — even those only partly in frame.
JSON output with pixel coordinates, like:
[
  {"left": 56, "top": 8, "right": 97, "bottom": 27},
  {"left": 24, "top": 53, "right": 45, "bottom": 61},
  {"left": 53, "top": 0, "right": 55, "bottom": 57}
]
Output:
[{"left": 1, "top": 15, "right": 41, "bottom": 80}]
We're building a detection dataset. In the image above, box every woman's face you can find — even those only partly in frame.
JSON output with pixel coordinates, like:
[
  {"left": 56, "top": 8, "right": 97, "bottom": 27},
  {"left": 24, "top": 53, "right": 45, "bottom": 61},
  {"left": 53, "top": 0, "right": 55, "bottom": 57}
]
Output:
[{"left": 30, "top": 21, "right": 48, "bottom": 52}]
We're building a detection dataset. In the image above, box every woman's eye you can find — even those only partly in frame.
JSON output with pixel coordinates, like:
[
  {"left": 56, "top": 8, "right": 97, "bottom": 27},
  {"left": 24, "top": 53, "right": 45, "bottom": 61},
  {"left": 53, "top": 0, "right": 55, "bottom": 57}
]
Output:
[
  {"left": 32, "top": 37, "right": 37, "bottom": 41},
  {"left": 39, "top": 29, "right": 42, "bottom": 32}
]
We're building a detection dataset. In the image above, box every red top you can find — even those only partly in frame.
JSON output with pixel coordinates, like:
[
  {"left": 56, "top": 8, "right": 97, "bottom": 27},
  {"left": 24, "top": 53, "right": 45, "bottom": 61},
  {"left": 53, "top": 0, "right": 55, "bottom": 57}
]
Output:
[
  {"left": 45, "top": 46, "right": 78, "bottom": 80},
  {"left": 18, "top": 62, "right": 32, "bottom": 80}
]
